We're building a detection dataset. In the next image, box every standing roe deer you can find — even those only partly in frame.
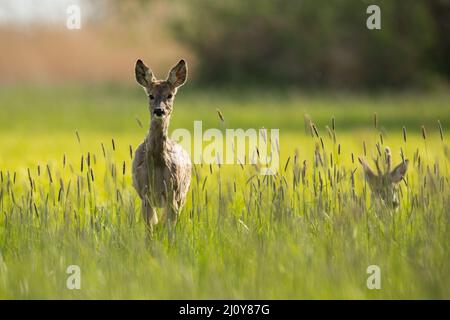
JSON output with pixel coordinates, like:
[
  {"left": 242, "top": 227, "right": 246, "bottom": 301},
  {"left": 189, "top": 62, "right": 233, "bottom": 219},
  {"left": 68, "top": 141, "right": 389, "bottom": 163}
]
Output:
[
  {"left": 132, "top": 59, "right": 192, "bottom": 236},
  {"left": 359, "top": 147, "right": 408, "bottom": 209}
]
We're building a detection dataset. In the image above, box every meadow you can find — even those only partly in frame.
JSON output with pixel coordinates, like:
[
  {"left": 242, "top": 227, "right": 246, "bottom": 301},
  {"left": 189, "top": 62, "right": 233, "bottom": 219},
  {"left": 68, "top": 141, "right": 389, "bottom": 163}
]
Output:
[{"left": 0, "top": 85, "right": 448, "bottom": 299}]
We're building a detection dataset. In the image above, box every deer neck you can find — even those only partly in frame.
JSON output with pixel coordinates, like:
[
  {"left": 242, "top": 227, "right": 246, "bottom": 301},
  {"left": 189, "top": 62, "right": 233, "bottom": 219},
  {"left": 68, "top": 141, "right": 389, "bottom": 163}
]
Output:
[{"left": 146, "top": 116, "right": 171, "bottom": 164}]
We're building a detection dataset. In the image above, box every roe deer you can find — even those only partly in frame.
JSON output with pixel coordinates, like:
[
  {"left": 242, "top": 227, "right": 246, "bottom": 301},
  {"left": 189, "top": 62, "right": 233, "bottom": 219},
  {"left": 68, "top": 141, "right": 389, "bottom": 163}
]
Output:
[
  {"left": 132, "top": 59, "right": 192, "bottom": 237},
  {"left": 359, "top": 147, "right": 408, "bottom": 209}
]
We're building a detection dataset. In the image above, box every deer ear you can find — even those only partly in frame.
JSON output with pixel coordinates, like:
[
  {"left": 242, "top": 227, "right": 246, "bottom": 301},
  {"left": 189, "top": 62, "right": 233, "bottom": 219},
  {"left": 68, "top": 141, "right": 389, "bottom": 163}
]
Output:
[
  {"left": 359, "top": 157, "right": 377, "bottom": 184},
  {"left": 135, "top": 59, "right": 154, "bottom": 88},
  {"left": 389, "top": 160, "right": 408, "bottom": 183},
  {"left": 167, "top": 60, "right": 187, "bottom": 88}
]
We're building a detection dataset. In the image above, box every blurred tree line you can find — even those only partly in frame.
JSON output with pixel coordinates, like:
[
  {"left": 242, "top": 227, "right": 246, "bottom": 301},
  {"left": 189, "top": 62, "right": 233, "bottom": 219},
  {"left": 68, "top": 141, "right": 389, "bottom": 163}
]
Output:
[{"left": 169, "top": 0, "right": 449, "bottom": 88}]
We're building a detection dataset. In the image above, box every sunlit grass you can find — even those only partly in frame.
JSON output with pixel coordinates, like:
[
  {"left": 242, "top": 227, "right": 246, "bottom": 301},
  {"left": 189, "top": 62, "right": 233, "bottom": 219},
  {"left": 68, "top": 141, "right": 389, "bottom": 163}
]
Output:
[{"left": 0, "top": 86, "right": 448, "bottom": 299}]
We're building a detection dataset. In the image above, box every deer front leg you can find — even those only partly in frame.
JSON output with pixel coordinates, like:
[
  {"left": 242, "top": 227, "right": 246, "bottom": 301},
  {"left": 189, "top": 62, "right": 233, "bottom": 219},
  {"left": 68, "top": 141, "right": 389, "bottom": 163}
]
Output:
[
  {"left": 166, "top": 199, "right": 179, "bottom": 243},
  {"left": 142, "top": 196, "right": 158, "bottom": 233}
]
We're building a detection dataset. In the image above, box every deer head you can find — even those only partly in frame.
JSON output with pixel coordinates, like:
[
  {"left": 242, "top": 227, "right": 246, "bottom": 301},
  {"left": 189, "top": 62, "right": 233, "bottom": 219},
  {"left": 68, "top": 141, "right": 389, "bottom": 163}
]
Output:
[
  {"left": 359, "top": 147, "right": 408, "bottom": 208},
  {"left": 135, "top": 59, "right": 187, "bottom": 121}
]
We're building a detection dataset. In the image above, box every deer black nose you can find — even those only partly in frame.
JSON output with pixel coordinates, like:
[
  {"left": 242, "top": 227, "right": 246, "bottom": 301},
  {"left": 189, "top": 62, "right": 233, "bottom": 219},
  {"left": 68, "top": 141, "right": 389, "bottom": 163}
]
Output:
[{"left": 154, "top": 108, "right": 165, "bottom": 117}]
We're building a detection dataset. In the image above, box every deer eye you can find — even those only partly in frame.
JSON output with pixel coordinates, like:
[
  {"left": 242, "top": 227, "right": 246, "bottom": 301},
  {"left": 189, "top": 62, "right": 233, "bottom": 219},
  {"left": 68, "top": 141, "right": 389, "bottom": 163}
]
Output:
[
  {"left": 149, "top": 95, "right": 155, "bottom": 100},
  {"left": 167, "top": 94, "right": 173, "bottom": 99}
]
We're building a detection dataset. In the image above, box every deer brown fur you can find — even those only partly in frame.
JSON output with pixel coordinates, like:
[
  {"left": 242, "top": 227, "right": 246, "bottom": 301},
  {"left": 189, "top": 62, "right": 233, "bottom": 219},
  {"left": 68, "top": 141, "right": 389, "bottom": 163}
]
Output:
[
  {"left": 359, "top": 147, "right": 408, "bottom": 208},
  {"left": 132, "top": 59, "right": 192, "bottom": 236}
]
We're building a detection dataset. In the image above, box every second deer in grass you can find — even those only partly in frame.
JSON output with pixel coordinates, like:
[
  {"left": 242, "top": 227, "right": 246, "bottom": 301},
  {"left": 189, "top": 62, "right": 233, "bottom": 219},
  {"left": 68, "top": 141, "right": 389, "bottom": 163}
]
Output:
[
  {"left": 359, "top": 146, "right": 408, "bottom": 209},
  {"left": 132, "top": 59, "right": 192, "bottom": 237}
]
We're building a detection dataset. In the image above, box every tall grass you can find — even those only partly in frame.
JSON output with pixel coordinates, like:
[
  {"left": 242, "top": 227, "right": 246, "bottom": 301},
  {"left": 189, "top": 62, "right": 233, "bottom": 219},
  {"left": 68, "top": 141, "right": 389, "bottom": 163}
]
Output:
[{"left": 0, "top": 87, "right": 448, "bottom": 299}]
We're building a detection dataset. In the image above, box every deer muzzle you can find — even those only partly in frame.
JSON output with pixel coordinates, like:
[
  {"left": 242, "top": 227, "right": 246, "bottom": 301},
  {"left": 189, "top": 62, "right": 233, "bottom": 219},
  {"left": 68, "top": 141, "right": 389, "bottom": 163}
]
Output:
[{"left": 154, "top": 108, "right": 165, "bottom": 118}]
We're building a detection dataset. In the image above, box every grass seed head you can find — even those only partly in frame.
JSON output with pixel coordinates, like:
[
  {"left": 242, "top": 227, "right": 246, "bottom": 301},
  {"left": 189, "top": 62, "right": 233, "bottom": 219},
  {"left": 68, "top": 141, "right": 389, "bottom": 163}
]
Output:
[{"left": 421, "top": 125, "right": 427, "bottom": 140}]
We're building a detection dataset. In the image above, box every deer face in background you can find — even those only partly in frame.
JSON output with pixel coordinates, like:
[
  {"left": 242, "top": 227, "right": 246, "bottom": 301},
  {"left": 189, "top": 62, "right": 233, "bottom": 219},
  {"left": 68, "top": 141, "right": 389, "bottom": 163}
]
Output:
[
  {"left": 135, "top": 59, "right": 187, "bottom": 121},
  {"left": 359, "top": 147, "right": 408, "bottom": 208}
]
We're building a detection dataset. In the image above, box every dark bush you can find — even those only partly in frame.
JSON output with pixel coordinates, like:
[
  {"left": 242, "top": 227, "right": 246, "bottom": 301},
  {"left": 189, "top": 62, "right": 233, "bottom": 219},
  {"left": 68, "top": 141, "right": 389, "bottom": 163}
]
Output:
[{"left": 172, "top": 0, "right": 447, "bottom": 88}]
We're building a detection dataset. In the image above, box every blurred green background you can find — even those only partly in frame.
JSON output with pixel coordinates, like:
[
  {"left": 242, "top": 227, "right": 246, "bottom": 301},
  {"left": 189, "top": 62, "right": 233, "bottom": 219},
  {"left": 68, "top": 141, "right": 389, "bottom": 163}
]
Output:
[
  {"left": 1, "top": 0, "right": 449, "bottom": 88},
  {"left": 173, "top": 0, "right": 450, "bottom": 88},
  {"left": 0, "top": 0, "right": 449, "bottom": 300},
  {"left": 0, "top": 0, "right": 448, "bottom": 171}
]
